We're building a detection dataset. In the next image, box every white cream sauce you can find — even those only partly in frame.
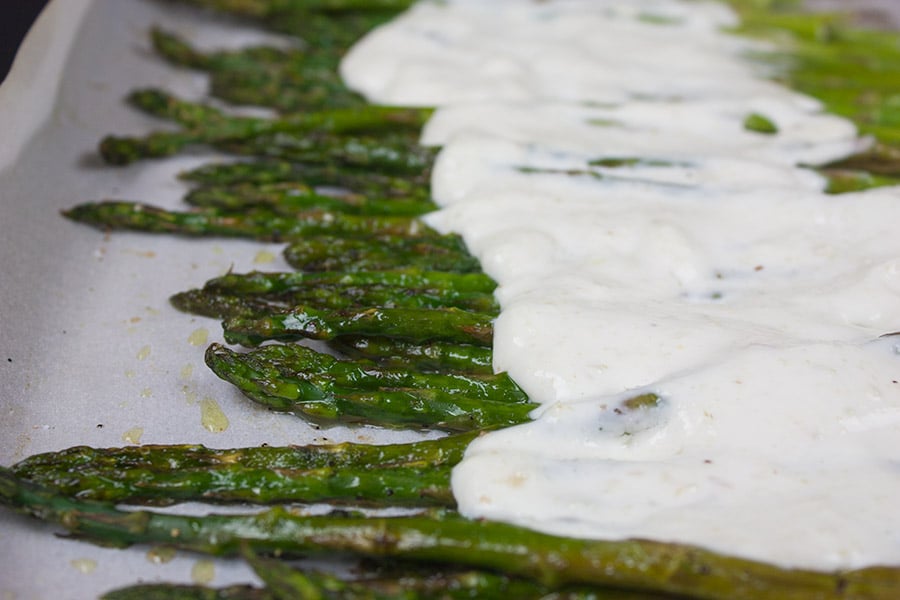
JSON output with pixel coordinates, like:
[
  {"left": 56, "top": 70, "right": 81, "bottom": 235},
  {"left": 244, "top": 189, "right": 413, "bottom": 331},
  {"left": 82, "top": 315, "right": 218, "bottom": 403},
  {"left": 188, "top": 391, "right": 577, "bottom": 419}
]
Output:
[{"left": 341, "top": 0, "right": 900, "bottom": 569}]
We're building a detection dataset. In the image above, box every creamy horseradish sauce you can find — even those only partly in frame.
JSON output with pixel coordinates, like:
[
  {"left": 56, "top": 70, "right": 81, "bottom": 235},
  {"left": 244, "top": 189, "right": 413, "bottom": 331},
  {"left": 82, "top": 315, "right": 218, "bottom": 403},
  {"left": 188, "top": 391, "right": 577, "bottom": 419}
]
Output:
[{"left": 341, "top": 0, "right": 900, "bottom": 570}]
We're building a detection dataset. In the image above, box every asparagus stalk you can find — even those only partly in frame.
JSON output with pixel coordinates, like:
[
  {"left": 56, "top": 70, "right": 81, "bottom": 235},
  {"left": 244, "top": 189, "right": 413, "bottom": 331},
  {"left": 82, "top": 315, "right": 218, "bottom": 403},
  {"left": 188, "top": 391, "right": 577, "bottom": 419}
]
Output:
[
  {"left": 328, "top": 336, "right": 495, "bottom": 374},
  {"left": 103, "top": 584, "right": 272, "bottom": 600},
  {"left": 822, "top": 144, "right": 900, "bottom": 177},
  {"left": 164, "top": 0, "right": 415, "bottom": 18},
  {"left": 105, "top": 128, "right": 435, "bottom": 174},
  {"left": 205, "top": 343, "right": 525, "bottom": 403},
  {"left": 282, "top": 234, "right": 482, "bottom": 273},
  {"left": 179, "top": 160, "right": 430, "bottom": 198},
  {"left": 63, "top": 202, "right": 434, "bottom": 241},
  {"left": 819, "top": 169, "right": 900, "bottom": 194},
  {"left": 100, "top": 89, "right": 432, "bottom": 165},
  {"left": 264, "top": 11, "right": 408, "bottom": 52},
  {"left": 202, "top": 270, "right": 497, "bottom": 296},
  {"left": 215, "top": 132, "right": 436, "bottom": 176},
  {"left": 209, "top": 63, "right": 363, "bottom": 113},
  {"left": 150, "top": 27, "right": 340, "bottom": 77},
  {"left": 15, "top": 457, "right": 452, "bottom": 508},
  {"left": 221, "top": 305, "right": 494, "bottom": 347},
  {"left": 151, "top": 28, "right": 362, "bottom": 112},
  {"left": 206, "top": 344, "right": 530, "bottom": 431},
  {"left": 246, "top": 554, "right": 654, "bottom": 600},
  {"left": 15, "top": 431, "right": 473, "bottom": 474},
  {"left": 104, "top": 562, "right": 666, "bottom": 600},
  {"left": 733, "top": 3, "right": 900, "bottom": 147},
  {"left": 128, "top": 88, "right": 429, "bottom": 135},
  {"left": 4, "top": 469, "right": 898, "bottom": 600},
  {"left": 184, "top": 183, "right": 436, "bottom": 217},
  {"left": 171, "top": 285, "right": 498, "bottom": 318}
]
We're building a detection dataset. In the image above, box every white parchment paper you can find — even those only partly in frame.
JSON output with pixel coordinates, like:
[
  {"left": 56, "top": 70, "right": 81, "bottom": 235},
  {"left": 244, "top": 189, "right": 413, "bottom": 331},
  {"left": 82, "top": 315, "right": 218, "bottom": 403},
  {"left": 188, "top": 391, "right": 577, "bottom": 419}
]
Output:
[{"left": 0, "top": 1, "right": 425, "bottom": 597}]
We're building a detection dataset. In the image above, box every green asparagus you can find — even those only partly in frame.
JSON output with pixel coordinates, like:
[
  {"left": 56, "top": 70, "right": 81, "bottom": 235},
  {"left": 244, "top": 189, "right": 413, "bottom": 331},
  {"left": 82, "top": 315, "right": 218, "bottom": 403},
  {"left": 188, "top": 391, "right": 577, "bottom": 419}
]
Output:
[
  {"left": 163, "top": 0, "right": 415, "bottom": 19},
  {"left": 4, "top": 469, "right": 899, "bottom": 600},
  {"left": 221, "top": 305, "right": 493, "bottom": 347},
  {"left": 184, "top": 183, "right": 436, "bottom": 216},
  {"left": 205, "top": 342, "right": 525, "bottom": 402},
  {"left": 171, "top": 284, "right": 498, "bottom": 317},
  {"left": 245, "top": 554, "right": 662, "bottom": 600},
  {"left": 822, "top": 144, "right": 900, "bottom": 177},
  {"left": 202, "top": 269, "right": 497, "bottom": 295},
  {"left": 282, "top": 234, "right": 482, "bottom": 273},
  {"left": 100, "top": 89, "right": 432, "bottom": 165},
  {"left": 103, "top": 584, "right": 272, "bottom": 600},
  {"left": 328, "top": 336, "right": 495, "bottom": 374},
  {"left": 215, "top": 131, "right": 436, "bottom": 175},
  {"left": 63, "top": 202, "right": 434, "bottom": 241},
  {"left": 206, "top": 344, "right": 530, "bottom": 430},
  {"left": 128, "top": 89, "right": 429, "bottom": 134},
  {"left": 732, "top": 3, "right": 900, "bottom": 146},
  {"left": 180, "top": 160, "right": 431, "bottom": 198},
  {"left": 150, "top": 28, "right": 363, "bottom": 112},
  {"left": 12, "top": 432, "right": 481, "bottom": 506}
]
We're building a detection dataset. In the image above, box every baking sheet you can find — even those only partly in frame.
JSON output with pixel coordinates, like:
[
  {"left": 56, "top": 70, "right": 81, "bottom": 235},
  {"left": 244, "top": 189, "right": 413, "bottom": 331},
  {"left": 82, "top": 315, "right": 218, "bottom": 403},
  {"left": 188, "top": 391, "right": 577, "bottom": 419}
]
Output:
[{"left": 1, "top": 0, "right": 898, "bottom": 598}]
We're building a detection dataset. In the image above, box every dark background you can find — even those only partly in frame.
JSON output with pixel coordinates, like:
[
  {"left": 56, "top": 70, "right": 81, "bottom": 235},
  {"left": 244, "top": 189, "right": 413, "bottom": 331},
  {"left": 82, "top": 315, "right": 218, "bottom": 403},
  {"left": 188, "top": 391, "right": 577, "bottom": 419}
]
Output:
[{"left": 1, "top": 1, "right": 51, "bottom": 84}]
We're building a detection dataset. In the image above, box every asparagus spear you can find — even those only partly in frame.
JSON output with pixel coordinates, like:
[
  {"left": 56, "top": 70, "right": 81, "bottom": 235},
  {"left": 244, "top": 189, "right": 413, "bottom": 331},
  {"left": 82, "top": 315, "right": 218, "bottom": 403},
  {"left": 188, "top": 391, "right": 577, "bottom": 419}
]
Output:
[
  {"left": 733, "top": 3, "right": 900, "bottom": 147},
  {"left": 184, "top": 183, "right": 436, "bottom": 217},
  {"left": 822, "top": 144, "right": 900, "bottom": 177},
  {"left": 268, "top": 11, "right": 407, "bottom": 52},
  {"left": 221, "top": 305, "right": 494, "bottom": 347},
  {"left": 105, "top": 128, "right": 436, "bottom": 174},
  {"left": 15, "top": 431, "right": 473, "bottom": 474},
  {"left": 151, "top": 28, "right": 363, "bottom": 112},
  {"left": 103, "top": 584, "right": 272, "bottom": 600},
  {"left": 150, "top": 27, "right": 341, "bottom": 78},
  {"left": 818, "top": 169, "right": 900, "bottom": 194},
  {"left": 205, "top": 343, "right": 525, "bottom": 403},
  {"left": 4, "top": 469, "right": 898, "bottom": 600},
  {"left": 63, "top": 202, "right": 434, "bottom": 241},
  {"left": 180, "top": 160, "right": 431, "bottom": 198},
  {"left": 100, "top": 89, "right": 432, "bottom": 165},
  {"left": 179, "top": 270, "right": 497, "bottom": 319},
  {"left": 127, "top": 88, "right": 429, "bottom": 134},
  {"left": 14, "top": 446, "right": 455, "bottom": 507},
  {"left": 164, "top": 0, "right": 415, "bottom": 18},
  {"left": 205, "top": 344, "right": 530, "bottom": 430},
  {"left": 282, "top": 234, "right": 482, "bottom": 273},
  {"left": 328, "top": 336, "right": 495, "bottom": 374},
  {"left": 202, "top": 270, "right": 497, "bottom": 296},
  {"left": 171, "top": 284, "right": 498, "bottom": 317},
  {"left": 209, "top": 63, "right": 363, "bottom": 113},
  {"left": 215, "top": 132, "right": 436, "bottom": 176},
  {"left": 246, "top": 554, "right": 657, "bottom": 600},
  {"left": 103, "top": 561, "right": 667, "bottom": 600}
]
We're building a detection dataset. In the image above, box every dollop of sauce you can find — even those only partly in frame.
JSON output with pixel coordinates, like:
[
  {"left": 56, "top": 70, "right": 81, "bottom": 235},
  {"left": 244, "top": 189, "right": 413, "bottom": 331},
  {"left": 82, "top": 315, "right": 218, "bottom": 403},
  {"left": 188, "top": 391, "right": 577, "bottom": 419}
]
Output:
[{"left": 342, "top": 0, "right": 900, "bottom": 569}]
